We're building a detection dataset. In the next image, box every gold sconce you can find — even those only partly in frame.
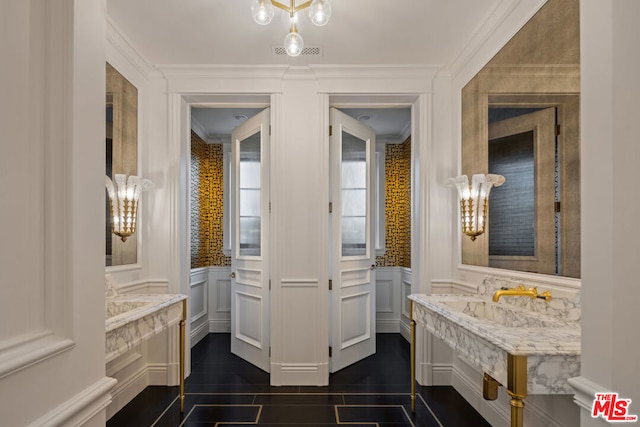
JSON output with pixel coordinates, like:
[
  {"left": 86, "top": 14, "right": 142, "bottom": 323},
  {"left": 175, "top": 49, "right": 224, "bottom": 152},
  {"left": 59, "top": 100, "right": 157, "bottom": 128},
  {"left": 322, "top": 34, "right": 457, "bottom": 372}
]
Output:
[
  {"left": 448, "top": 174, "right": 505, "bottom": 241},
  {"left": 105, "top": 174, "right": 153, "bottom": 242}
]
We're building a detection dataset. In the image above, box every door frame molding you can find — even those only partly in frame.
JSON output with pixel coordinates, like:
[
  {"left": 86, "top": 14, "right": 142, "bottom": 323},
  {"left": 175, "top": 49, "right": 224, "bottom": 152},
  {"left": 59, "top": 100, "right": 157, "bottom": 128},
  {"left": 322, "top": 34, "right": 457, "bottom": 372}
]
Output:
[{"left": 164, "top": 65, "right": 438, "bottom": 386}]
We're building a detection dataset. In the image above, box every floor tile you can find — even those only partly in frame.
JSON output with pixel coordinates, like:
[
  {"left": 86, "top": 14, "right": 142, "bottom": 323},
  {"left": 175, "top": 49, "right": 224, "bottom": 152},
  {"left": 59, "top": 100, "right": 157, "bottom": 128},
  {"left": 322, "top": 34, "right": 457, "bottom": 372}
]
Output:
[{"left": 108, "top": 333, "right": 490, "bottom": 427}]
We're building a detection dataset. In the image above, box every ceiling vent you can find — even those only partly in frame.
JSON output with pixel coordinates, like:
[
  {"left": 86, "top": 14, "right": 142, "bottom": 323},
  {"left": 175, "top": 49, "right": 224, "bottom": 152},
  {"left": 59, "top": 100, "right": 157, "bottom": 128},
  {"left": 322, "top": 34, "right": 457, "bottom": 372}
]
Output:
[{"left": 272, "top": 46, "right": 322, "bottom": 56}]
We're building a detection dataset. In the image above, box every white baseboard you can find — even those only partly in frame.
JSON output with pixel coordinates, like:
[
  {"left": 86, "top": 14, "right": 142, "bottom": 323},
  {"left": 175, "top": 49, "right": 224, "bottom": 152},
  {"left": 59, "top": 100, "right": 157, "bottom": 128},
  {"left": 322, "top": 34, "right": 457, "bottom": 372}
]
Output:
[
  {"left": 30, "top": 376, "right": 117, "bottom": 427},
  {"left": 399, "top": 317, "right": 411, "bottom": 342},
  {"left": 106, "top": 365, "right": 149, "bottom": 420},
  {"left": 209, "top": 319, "right": 231, "bottom": 333},
  {"left": 377, "top": 319, "right": 400, "bottom": 333},
  {"left": 270, "top": 362, "right": 328, "bottom": 386},
  {"left": 191, "top": 320, "right": 210, "bottom": 346}
]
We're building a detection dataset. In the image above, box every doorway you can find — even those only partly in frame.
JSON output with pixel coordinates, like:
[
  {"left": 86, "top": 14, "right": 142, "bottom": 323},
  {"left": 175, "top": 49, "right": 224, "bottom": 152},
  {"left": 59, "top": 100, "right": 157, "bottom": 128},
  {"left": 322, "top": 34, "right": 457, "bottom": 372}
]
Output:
[
  {"left": 329, "top": 104, "right": 413, "bottom": 374},
  {"left": 189, "top": 102, "right": 271, "bottom": 372}
]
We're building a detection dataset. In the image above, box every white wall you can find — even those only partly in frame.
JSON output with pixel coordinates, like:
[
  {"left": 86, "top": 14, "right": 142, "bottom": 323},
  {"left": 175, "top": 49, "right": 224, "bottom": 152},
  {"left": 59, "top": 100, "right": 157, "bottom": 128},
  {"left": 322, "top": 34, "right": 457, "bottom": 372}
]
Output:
[
  {"left": 569, "top": 1, "right": 640, "bottom": 425},
  {"left": 0, "top": 0, "right": 114, "bottom": 425}
]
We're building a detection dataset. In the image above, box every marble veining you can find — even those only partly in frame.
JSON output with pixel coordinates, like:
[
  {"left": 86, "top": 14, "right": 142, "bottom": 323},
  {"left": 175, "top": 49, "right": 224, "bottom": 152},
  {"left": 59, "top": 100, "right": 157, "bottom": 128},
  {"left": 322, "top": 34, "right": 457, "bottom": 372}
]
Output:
[
  {"left": 105, "top": 293, "right": 187, "bottom": 363},
  {"left": 410, "top": 277, "right": 581, "bottom": 394}
]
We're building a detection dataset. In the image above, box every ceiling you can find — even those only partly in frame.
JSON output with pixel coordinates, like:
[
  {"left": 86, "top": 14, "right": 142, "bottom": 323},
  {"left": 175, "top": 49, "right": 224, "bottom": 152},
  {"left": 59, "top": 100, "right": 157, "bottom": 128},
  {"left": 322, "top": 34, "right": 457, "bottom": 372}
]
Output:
[
  {"left": 106, "top": 0, "right": 502, "bottom": 66},
  {"left": 109, "top": 1, "right": 502, "bottom": 142}
]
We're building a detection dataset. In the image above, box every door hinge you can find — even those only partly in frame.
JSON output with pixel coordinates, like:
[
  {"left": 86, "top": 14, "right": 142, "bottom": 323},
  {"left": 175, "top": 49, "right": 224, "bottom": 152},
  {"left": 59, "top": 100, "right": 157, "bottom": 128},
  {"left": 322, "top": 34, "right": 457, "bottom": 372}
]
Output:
[
  {"left": 269, "top": 125, "right": 271, "bottom": 136},
  {"left": 555, "top": 124, "right": 561, "bottom": 136},
  {"left": 555, "top": 201, "right": 561, "bottom": 213},
  {"left": 329, "top": 279, "right": 332, "bottom": 291},
  {"left": 269, "top": 279, "right": 271, "bottom": 290},
  {"left": 269, "top": 346, "right": 271, "bottom": 357},
  {"left": 329, "top": 346, "right": 332, "bottom": 357},
  {"left": 269, "top": 202, "right": 271, "bottom": 213},
  {"left": 329, "top": 125, "right": 333, "bottom": 136},
  {"left": 329, "top": 202, "right": 333, "bottom": 213}
]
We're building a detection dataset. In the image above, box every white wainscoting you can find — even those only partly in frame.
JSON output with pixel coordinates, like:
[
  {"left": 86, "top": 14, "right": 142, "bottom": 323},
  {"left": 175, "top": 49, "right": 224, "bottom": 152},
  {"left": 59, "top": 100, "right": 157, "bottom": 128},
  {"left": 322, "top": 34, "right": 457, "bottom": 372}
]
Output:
[
  {"left": 191, "top": 266, "right": 410, "bottom": 343},
  {"left": 189, "top": 267, "right": 232, "bottom": 346}
]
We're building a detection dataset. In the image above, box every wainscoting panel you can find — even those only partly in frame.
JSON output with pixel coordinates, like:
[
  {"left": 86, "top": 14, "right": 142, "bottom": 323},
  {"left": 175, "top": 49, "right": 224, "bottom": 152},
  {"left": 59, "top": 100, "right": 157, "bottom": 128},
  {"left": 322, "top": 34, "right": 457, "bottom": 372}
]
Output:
[
  {"left": 190, "top": 268, "right": 209, "bottom": 345},
  {"left": 375, "top": 267, "right": 403, "bottom": 333},
  {"left": 208, "top": 267, "right": 232, "bottom": 333}
]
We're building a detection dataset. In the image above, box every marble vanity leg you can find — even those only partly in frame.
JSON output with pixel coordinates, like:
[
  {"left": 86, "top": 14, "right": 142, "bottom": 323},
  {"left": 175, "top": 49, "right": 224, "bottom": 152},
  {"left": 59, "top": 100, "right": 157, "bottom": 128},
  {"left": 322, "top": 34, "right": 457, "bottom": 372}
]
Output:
[
  {"left": 507, "top": 354, "right": 527, "bottom": 427},
  {"left": 410, "top": 299, "right": 416, "bottom": 413},
  {"left": 180, "top": 299, "right": 186, "bottom": 413}
]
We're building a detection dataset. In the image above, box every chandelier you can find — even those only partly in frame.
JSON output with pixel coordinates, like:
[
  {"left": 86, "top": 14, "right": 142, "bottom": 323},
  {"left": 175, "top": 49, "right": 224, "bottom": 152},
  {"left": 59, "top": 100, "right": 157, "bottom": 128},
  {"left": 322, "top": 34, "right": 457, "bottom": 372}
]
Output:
[
  {"left": 448, "top": 174, "right": 505, "bottom": 241},
  {"left": 251, "top": 0, "right": 332, "bottom": 57},
  {"left": 105, "top": 174, "right": 153, "bottom": 242}
]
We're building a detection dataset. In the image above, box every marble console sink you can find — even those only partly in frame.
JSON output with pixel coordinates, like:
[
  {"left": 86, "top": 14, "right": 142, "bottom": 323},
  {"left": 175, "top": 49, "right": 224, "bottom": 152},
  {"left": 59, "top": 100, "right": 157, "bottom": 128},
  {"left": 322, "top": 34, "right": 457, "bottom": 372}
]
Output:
[
  {"left": 409, "top": 290, "right": 580, "bottom": 395},
  {"left": 105, "top": 294, "right": 187, "bottom": 363}
]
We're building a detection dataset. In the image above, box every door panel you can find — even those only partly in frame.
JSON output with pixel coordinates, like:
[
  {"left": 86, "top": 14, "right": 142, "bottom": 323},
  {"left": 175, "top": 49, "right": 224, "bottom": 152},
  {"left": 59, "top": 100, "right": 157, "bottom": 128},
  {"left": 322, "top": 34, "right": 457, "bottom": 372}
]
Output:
[
  {"left": 330, "top": 108, "right": 376, "bottom": 373},
  {"left": 231, "top": 108, "right": 270, "bottom": 372}
]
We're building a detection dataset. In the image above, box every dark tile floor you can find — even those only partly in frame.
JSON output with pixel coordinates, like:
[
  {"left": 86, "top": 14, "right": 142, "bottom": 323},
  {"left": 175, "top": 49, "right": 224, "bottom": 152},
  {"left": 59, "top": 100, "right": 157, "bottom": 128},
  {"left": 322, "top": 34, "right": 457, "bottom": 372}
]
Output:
[{"left": 107, "top": 333, "right": 491, "bottom": 427}]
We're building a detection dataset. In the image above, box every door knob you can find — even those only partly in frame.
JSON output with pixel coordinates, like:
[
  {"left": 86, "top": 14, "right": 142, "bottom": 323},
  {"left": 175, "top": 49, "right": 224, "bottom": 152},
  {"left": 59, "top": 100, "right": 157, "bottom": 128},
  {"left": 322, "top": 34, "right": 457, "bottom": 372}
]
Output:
[
  {"left": 230, "top": 272, "right": 236, "bottom": 278},
  {"left": 370, "top": 264, "right": 376, "bottom": 270}
]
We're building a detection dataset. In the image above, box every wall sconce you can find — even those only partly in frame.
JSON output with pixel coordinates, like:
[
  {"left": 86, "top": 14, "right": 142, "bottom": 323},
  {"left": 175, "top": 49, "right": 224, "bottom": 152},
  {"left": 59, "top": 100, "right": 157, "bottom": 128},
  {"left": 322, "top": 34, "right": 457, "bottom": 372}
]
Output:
[
  {"left": 448, "top": 174, "right": 505, "bottom": 241},
  {"left": 105, "top": 174, "right": 153, "bottom": 242}
]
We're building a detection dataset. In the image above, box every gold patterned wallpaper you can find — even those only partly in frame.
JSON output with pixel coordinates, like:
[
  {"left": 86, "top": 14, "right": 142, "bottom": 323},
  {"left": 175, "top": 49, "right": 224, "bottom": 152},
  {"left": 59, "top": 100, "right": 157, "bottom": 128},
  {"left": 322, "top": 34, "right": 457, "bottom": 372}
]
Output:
[
  {"left": 191, "top": 131, "right": 410, "bottom": 269},
  {"left": 376, "top": 138, "right": 412, "bottom": 268},
  {"left": 191, "top": 131, "right": 230, "bottom": 268}
]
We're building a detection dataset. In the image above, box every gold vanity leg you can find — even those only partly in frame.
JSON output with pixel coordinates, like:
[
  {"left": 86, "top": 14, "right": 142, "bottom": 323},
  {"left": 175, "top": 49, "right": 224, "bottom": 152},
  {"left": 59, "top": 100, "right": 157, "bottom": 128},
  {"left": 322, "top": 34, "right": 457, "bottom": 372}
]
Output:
[
  {"left": 180, "top": 299, "right": 186, "bottom": 413},
  {"left": 507, "top": 354, "right": 527, "bottom": 427},
  {"left": 410, "top": 299, "right": 416, "bottom": 413}
]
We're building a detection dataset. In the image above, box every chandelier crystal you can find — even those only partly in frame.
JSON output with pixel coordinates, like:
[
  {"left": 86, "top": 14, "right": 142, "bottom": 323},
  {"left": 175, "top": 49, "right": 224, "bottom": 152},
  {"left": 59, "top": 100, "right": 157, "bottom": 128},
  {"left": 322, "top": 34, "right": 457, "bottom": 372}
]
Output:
[
  {"left": 252, "top": 0, "right": 332, "bottom": 56},
  {"left": 105, "top": 174, "right": 153, "bottom": 242},
  {"left": 448, "top": 174, "right": 505, "bottom": 241}
]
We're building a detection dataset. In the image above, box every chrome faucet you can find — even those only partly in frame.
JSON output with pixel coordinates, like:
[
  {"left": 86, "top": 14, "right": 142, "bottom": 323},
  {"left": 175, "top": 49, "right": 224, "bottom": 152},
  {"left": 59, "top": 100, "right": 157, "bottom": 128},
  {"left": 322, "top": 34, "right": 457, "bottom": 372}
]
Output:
[{"left": 492, "top": 285, "right": 552, "bottom": 303}]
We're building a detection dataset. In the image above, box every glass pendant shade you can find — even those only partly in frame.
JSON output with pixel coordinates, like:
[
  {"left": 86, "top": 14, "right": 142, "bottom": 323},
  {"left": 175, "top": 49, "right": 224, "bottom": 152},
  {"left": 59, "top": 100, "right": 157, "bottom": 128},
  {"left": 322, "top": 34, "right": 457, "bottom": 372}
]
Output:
[
  {"left": 309, "top": 0, "right": 331, "bottom": 26},
  {"left": 252, "top": 0, "right": 275, "bottom": 25},
  {"left": 284, "top": 26, "right": 304, "bottom": 56},
  {"left": 448, "top": 174, "right": 505, "bottom": 241},
  {"left": 105, "top": 174, "right": 153, "bottom": 242}
]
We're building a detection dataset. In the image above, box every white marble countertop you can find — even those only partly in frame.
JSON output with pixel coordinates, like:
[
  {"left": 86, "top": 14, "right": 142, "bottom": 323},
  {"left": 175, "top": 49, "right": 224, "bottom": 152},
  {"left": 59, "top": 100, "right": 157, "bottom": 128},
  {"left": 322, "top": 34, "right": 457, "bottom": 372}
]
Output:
[
  {"left": 105, "top": 293, "right": 187, "bottom": 363},
  {"left": 409, "top": 294, "right": 581, "bottom": 356},
  {"left": 105, "top": 293, "right": 187, "bottom": 332}
]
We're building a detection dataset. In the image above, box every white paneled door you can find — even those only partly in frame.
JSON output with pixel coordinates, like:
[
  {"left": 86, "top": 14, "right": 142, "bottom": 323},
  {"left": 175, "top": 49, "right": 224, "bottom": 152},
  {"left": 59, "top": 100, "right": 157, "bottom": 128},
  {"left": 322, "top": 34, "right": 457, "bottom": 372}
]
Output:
[
  {"left": 329, "top": 108, "right": 376, "bottom": 373},
  {"left": 230, "top": 108, "right": 270, "bottom": 372}
]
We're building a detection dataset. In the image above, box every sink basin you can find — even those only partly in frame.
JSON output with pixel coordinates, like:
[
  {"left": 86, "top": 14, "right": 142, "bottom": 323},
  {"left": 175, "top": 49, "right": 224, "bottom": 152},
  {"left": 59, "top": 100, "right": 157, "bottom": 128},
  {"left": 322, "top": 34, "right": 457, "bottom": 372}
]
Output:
[
  {"left": 438, "top": 298, "right": 565, "bottom": 329},
  {"left": 106, "top": 300, "right": 152, "bottom": 318}
]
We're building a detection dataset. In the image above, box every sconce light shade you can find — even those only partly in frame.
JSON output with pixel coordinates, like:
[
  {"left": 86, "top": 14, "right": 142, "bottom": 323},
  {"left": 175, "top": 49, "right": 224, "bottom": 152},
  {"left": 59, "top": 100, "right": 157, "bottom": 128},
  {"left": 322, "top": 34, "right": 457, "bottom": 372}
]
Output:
[
  {"left": 105, "top": 174, "right": 153, "bottom": 242},
  {"left": 448, "top": 174, "right": 505, "bottom": 241}
]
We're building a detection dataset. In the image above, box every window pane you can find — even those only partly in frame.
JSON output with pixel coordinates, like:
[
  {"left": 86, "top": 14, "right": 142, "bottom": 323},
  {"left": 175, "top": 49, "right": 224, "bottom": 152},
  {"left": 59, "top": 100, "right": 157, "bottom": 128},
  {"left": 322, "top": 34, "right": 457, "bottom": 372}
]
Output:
[
  {"left": 341, "top": 130, "right": 367, "bottom": 257},
  {"left": 239, "top": 217, "right": 261, "bottom": 256},
  {"left": 240, "top": 189, "right": 260, "bottom": 217},
  {"left": 239, "top": 131, "right": 261, "bottom": 256},
  {"left": 342, "top": 189, "right": 366, "bottom": 217}
]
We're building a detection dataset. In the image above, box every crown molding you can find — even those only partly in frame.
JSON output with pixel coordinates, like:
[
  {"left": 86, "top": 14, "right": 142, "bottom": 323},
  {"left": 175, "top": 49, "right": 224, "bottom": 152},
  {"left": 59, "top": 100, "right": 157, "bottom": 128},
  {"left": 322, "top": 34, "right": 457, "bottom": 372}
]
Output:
[
  {"left": 309, "top": 64, "right": 441, "bottom": 81},
  {"left": 446, "top": 0, "right": 548, "bottom": 85},
  {"left": 157, "top": 64, "right": 291, "bottom": 80},
  {"left": 106, "top": 17, "right": 158, "bottom": 80}
]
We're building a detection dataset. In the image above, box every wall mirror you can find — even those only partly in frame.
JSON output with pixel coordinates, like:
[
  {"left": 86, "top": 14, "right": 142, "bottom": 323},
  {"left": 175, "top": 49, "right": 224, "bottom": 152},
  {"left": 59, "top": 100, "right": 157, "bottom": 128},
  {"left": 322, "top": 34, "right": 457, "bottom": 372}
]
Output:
[
  {"left": 461, "top": 0, "right": 580, "bottom": 278},
  {"left": 106, "top": 62, "right": 138, "bottom": 267}
]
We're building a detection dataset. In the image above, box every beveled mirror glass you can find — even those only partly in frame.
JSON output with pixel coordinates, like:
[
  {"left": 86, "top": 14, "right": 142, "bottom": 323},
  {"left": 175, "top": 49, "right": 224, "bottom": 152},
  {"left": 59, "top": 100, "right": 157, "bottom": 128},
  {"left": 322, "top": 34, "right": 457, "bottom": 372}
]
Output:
[
  {"left": 106, "top": 63, "right": 138, "bottom": 266},
  {"left": 461, "top": 0, "right": 580, "bottom": 278}
]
